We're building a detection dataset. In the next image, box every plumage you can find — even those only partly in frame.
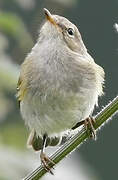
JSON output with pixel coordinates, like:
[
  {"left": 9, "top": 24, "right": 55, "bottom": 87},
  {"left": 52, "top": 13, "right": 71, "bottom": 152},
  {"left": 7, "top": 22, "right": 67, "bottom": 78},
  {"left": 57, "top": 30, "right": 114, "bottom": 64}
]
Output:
[{"left": 17, "top": 9, "right": 104, "bottom": 146}]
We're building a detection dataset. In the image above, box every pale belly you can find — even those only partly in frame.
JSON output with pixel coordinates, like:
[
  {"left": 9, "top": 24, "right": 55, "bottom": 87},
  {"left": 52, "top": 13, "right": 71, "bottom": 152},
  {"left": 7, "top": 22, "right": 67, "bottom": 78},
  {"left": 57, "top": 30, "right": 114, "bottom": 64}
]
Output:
[{"left": 20, "top": 89, "right": 98, "bottom": 137}]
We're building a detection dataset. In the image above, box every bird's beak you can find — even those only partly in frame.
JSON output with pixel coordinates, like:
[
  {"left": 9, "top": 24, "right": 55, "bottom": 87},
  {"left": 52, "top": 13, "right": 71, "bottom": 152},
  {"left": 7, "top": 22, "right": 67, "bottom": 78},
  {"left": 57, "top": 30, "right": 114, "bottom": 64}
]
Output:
[{"left": 43, "top": 8, "right": 57, "bottom": 26}]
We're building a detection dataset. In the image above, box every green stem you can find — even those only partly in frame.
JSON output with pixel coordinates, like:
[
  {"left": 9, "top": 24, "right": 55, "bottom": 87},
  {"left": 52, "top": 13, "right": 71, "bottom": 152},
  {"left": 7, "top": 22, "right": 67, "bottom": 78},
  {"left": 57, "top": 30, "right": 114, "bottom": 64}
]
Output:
[{"left": 23, "top": 96, "right": 118, "bottom": 180}]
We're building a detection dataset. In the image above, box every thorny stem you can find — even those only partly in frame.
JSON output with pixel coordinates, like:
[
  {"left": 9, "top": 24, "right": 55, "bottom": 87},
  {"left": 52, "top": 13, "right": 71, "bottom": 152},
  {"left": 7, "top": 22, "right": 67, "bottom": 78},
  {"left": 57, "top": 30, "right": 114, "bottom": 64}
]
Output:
[{"left": 23, "top": 95, "right": 118, "bottom": 180}]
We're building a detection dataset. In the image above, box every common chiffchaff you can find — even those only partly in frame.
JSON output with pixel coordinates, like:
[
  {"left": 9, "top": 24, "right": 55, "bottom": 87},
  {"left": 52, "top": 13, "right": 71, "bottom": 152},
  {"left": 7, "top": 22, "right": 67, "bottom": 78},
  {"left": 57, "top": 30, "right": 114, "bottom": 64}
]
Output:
[{"left": 17, "top": 8, "right": 105, "bottom": 173}]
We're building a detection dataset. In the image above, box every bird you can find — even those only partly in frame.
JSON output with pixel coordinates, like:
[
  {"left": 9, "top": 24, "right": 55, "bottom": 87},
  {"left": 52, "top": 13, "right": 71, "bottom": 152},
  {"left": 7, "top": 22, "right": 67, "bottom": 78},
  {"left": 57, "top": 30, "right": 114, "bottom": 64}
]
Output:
[{"left": 17, "top": 8, "right": 105, "bottom": 173}]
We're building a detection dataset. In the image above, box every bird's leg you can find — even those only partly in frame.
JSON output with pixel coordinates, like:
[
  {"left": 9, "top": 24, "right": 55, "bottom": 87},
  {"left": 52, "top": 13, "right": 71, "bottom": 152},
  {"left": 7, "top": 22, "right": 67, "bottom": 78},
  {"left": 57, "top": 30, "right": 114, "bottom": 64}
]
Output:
[
  {"left": 72, "top": 121, "right": 85, "bottom": 130},
  {"left": 72, "top": 116, "right": 96, "bottom": 139},
  {"left": 40, "top": 134, "right": 55, "bottom": 175},
  {"left": 84, "top": 116, "right": 96, "bottom": 139}
]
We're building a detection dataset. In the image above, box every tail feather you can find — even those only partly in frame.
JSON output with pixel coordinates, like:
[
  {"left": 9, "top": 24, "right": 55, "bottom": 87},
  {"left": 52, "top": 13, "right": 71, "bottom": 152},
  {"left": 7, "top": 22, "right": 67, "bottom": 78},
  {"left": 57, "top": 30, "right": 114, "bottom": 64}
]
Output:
[{"left": 27, "top": 130, "right": 74, "bottom": 151}]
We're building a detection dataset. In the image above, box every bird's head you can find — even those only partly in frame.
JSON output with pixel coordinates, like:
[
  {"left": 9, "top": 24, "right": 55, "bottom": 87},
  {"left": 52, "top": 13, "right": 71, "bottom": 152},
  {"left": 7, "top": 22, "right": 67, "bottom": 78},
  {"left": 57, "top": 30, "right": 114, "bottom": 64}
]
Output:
[{"left": 39, "top": 8, "right": 86, "bottom": 54}]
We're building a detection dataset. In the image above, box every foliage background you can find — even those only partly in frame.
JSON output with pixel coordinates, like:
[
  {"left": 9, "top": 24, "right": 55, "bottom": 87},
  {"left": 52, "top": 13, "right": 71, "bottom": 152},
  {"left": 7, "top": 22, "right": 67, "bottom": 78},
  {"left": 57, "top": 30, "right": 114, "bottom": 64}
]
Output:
[{"left": 0, "top": 0, "right": 118, "bottom": 179}]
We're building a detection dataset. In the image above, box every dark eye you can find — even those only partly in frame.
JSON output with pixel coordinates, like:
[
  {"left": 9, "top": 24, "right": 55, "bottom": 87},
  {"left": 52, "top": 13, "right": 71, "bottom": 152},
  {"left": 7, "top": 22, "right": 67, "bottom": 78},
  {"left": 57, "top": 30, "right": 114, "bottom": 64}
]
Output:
[{"left": 67, "top": 28, "right": 74, "bottom": 36}]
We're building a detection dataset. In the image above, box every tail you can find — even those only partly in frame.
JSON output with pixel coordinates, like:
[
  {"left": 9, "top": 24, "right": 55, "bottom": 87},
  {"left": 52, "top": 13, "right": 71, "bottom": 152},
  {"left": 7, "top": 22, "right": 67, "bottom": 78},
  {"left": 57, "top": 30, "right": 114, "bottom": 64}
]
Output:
[{"left": 27, "top": 130, "right": 74, "bottom": 151}]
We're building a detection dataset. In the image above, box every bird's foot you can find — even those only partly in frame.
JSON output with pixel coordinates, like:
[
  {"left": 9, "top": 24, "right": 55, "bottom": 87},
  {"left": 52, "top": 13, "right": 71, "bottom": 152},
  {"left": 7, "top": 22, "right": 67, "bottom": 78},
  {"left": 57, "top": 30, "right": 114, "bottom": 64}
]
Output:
[
  {"left": 40, "top": 152, "right": 55, "bottom": 175},
  {"left": 84, "top": 116, "right": 96, "bottom": 139}
]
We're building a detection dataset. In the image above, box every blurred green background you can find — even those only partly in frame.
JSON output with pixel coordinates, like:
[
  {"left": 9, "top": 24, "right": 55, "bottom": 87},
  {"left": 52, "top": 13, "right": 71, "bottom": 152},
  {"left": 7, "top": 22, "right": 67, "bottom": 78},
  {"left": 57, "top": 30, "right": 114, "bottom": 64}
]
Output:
[{"left": 0, "top": 0, "right": 118, "bottom": 179}]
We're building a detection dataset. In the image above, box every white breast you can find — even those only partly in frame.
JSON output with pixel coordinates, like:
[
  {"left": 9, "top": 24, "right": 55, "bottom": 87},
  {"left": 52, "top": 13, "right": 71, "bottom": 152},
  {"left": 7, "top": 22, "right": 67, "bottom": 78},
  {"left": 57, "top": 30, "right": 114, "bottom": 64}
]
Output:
[{"left": 20, "top": 42, "right": 104, "bottom": 137}]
